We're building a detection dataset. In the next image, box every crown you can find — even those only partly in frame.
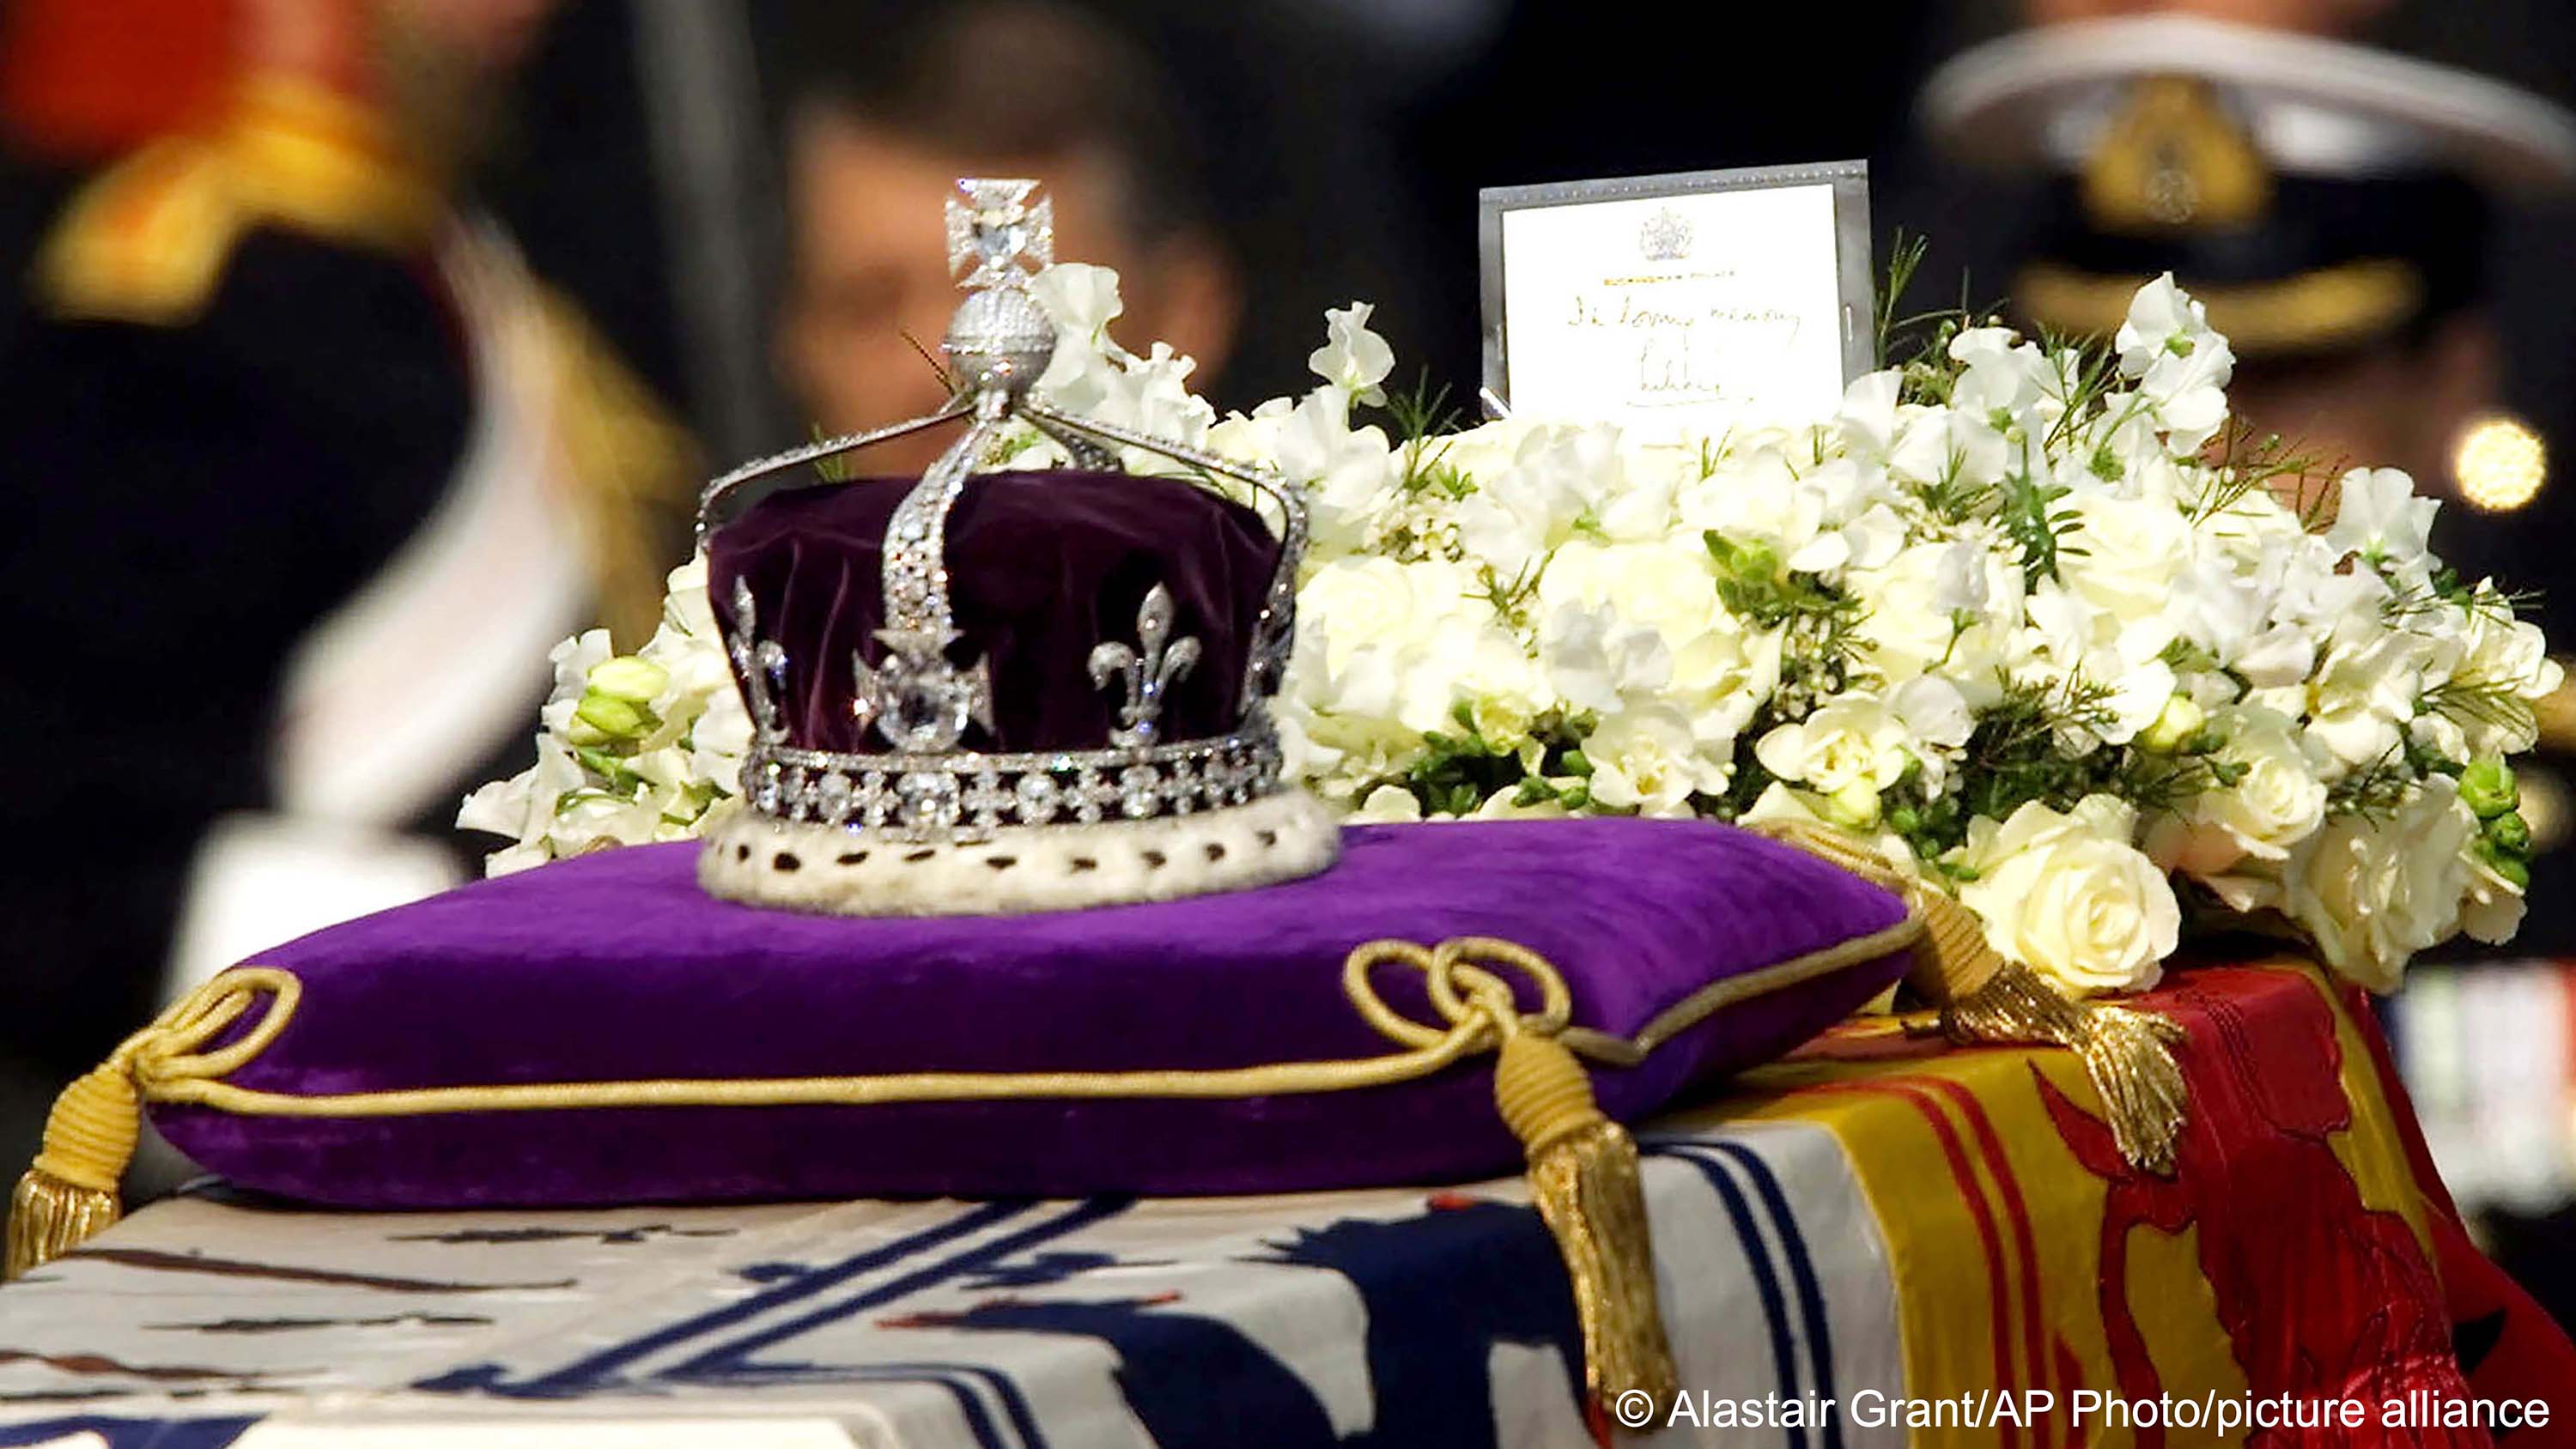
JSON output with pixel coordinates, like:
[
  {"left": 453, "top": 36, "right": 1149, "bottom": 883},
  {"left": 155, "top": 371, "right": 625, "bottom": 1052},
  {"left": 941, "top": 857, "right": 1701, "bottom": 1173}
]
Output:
[{"left": 693, "top": 179, "right": 1335, "bottom": 916}]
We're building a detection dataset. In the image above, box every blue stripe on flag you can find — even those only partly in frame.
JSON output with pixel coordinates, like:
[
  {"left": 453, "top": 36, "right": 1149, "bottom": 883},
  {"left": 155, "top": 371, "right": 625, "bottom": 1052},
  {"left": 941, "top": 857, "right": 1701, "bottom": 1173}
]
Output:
[
  {"left": 1713, "top": 1141, "right": 1844, "bottom": 1449},
  {"left": 422, "top": 1199, "right": 1040, "bottom": 1397},
  {"left": 1657, "top": 1146, "right": 1807, "bottom": 1449},
  {"left": 675, "top": 1199, "right": 1133, "bottom": 1379}
]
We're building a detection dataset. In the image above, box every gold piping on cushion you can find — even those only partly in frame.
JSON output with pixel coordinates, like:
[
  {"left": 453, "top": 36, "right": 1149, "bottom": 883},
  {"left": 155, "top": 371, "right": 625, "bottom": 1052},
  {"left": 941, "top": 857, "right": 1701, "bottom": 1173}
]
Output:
[
  {"left": 1747, "top": 817, "right": 2190, "bottom": 1174},
  {"left": 17, "top": 917, "right": 1923, "bottom": 1129},
  {"left": 2017, "top": 258, "right": 2425, "bottom": 357}
]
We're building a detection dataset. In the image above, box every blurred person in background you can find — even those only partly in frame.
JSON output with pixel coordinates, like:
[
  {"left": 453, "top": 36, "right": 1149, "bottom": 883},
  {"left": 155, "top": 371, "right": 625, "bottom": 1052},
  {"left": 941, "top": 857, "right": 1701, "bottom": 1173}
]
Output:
[
  {"left": 1923, "top": 0, "right": 2574, "bottom": 498},
  {"left": 774, "top": 1, "right": 1241, "bottom": 475},
  {"left": 0, "top": 0, "right": 697, "bottom": 1176}
]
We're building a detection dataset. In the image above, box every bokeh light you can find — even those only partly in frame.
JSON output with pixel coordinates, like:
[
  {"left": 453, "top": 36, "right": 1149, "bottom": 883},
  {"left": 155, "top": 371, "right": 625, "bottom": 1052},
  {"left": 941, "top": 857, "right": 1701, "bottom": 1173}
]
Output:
[{"left": 2455, "top": 415, "right": 2549, "bottom": 512}]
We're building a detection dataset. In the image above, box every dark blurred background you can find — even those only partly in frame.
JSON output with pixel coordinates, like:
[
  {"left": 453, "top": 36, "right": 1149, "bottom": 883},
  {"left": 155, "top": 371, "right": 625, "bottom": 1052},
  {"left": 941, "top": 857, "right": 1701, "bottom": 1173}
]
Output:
[{"left": 7, "top": 0, "right": 2576, "bottom": 1325}]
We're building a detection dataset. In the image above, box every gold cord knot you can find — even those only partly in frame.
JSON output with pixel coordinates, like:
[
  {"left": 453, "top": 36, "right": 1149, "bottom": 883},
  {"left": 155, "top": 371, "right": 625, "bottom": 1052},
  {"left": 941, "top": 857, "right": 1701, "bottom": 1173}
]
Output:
[
  {"left": 1343, "top": 936, "right": 1678, "bottom": 1420},
  {"left": 5, "top": 969, "right": 300, "bottom": 1279}
]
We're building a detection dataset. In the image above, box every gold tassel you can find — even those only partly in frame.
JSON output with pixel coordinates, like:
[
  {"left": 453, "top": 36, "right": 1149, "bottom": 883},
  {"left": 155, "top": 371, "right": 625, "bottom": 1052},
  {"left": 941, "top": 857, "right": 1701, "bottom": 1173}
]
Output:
[
  {"left": 1748, "top": 817, "right": 2190, "bottom": 1174},
  {"left": 5, "top": 1066, "right": 141, "bottom": 1279},
  {"left": 1494, "top": 1028, "right": 1679, "bottom": 1418},
  {"left": 1899, "top": 881, "right": 2189, "bottom": 1174},
  {"left": 1939, "top": 956, "right": 2189, "bottom": 1174}
]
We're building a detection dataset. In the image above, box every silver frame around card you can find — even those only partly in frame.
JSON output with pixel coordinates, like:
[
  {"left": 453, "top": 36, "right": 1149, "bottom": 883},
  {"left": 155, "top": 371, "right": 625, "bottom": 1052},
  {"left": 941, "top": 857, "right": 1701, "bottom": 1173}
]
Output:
[{"left": 1477, "top": 161, "right": 1875, "bottom": 420}]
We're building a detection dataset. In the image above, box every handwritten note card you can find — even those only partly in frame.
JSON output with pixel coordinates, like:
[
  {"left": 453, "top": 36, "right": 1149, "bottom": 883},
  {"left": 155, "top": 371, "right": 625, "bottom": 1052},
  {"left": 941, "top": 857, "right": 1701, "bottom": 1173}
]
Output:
[{"left": 1480, "top": 163, "right": 1872, "bottom": 445}]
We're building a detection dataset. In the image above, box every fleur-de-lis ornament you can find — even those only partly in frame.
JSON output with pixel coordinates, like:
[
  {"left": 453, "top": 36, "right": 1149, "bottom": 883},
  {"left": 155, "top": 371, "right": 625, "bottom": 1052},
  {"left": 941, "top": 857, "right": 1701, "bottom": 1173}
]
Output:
[
  {"left": 727, "top": 578, "right": 792, "bottom": 747},
  {"left": 1090, "top": 585, "right": 1200, "bottom": 748}
]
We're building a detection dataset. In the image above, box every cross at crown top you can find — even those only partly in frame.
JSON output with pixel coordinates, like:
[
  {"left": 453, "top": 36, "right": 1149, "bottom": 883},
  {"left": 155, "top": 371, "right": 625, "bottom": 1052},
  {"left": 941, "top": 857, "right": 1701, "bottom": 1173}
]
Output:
[{"left": 946, "top": 178, "right": 1055, "bottom": 290}]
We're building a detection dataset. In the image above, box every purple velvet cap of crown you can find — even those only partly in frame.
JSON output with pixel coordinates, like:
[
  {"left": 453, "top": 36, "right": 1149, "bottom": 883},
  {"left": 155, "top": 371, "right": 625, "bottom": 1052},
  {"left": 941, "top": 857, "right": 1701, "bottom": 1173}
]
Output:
[
  {"left": 708, "top": 470, "right": 1279, "bottom": 754},
  {"left": 149, "top": 820, "right": 1915, "bottom": 1209}
]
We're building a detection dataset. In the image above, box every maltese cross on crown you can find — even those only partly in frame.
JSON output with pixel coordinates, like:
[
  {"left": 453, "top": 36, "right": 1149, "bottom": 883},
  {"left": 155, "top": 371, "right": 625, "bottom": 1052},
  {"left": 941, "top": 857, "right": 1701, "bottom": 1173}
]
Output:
[{"left": 946, "top": 179, "right": 1055, "bottom": 290}]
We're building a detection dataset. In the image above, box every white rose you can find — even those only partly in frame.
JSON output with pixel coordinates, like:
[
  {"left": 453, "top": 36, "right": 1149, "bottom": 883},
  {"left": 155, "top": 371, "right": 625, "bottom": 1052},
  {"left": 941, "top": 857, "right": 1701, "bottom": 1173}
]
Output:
[
  {"left": 1851, "top": 539, "right": 2020, "bottom": 700},
  {"left": 2281, "top": 777, "right": 2475, "bottom": 992},
  {"left": 2145, "top": 707, "right": 2329, "bottom": 876},
  {"left": 1956, "top": 795, "right": 2180, "bottom": 994},
  {"left": 2061, "top": 491, "right": 2193, "bottom": 627}
]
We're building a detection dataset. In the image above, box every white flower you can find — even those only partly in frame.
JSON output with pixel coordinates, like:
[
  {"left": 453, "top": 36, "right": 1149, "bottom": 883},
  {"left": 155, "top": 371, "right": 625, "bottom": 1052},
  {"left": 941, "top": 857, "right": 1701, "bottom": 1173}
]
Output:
[
  {"left": 2281, "top": 777, "right": 2475, "bottom": 991},
  {"left": 1456, "top": 424, "right": 1627, "bottom": 573},
  {"left": 1308, "top": 302, "right": 1395, "bottom": 405},
  {"left": 1032, "top": 262, "right": 1125, "bottom": 350},
  {"left": 1753, "top": 692, "right": 1914, "bottom": 798},
  {"left": 2325, "top": 468, "right": 2438, "bottom": 579},
  {"left": 2144, "top": 707, "right": 2328, "bottom": 877},
  {"left": 465, "top": 266, "right": 2557, "bottom": 996},
  {"left": 2061, "top": 490, "right": 2192, "bottom": 627},
  {"left": 2306, "top": 627, "right": 2428, "bottom": 773},
  {"left": 2114, "top": 273, "right": 2234, "bottom": 452},
  {"left": 1273, "top": 388, "right": 1396, "bottom": 555},
  {"left": 1539, "top": 602, "right": 1670, "bottom": 716},
  {"left": 1351, "top": 784, "right": 1425, "bottom": 823},
  {"left": 1297, "top": 555, "right": 1482, "bottom": 733},
  {"left": 1852, "top": 538, "right": 2020, "bottom": 699},
  {"left": 1583, "top": 705, "right": 1728, "bottom": 816},
  {"left": 1738, "top": 781, "right": 1918, "bottom": 877},
  {"left": 1949, "top": 326, "right": 2058, "bottom": 419},
  {"left": 1956, "top": 795, "right": 2180, "bottom": 994},
  {"left": 1536, "top": 541, "right": 1775, "bottom": 726},
  {"left": 2460, "top": 844, "right": 2528, "bottom": 946},
  {"left": 2421, "top": 587, "right": 2562, "bottom": 758}
]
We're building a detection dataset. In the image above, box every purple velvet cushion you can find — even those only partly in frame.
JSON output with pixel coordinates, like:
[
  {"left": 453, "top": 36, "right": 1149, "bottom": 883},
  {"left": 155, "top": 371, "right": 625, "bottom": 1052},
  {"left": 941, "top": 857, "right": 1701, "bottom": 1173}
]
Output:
[{"left": 153, "top": 820, "right": 1911, "bottom": 1208}]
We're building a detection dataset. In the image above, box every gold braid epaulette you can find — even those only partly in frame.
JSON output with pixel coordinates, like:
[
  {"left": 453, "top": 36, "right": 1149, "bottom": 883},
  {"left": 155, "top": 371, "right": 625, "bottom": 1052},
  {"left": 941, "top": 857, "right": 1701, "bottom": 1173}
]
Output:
[
  {"left": 37, "top": 76, "right": 442, "bottom": 328},
  {"left": 0, "top": 916, "right": 1933, "bottom": 1417},
  {"left": 1746, "top": 817, "right": 2190, "bottom": 1173}
]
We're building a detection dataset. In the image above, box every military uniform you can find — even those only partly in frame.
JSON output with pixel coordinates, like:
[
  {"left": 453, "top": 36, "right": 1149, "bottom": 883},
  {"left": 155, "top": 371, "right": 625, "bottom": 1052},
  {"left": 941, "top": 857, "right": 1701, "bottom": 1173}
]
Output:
[{"left": 0, "top": 76, "right": 695, "bottom": 1150}]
